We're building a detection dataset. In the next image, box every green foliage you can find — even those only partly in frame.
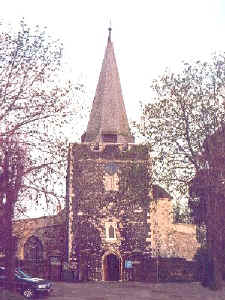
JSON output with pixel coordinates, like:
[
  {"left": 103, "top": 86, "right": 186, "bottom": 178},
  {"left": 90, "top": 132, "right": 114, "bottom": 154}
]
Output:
[
  {"left": 136, "top": 53, "right": 225, "bottom": 291},
  {"left": 119, "top": 162, "right": 151, "bottom": 207},
  {"left": 173, "top": 200, "right": 193, "bottom": 224},
  {"left": 136, "top": 54, "right": 225, "bottom": 200}
]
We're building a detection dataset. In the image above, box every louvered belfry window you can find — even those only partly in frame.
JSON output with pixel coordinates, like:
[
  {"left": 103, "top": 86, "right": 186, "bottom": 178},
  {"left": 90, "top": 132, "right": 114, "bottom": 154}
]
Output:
[{"left": 102, "top": 134, "right": 117, "bottom": 143}]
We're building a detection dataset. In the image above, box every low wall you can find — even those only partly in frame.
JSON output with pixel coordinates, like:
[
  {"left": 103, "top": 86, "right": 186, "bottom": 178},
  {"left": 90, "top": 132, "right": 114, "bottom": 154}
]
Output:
[{"left": 123, "top": 256, "right": 199, "bottom": 283}]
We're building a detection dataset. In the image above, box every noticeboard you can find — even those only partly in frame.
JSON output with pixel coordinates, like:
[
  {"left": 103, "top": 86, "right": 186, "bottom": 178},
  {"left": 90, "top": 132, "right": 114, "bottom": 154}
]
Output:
[
  {"left": 132, "top": 261, "right": 141, "bottom": 265},
  {"left": 50, "top": 256, "right": 61, "bottom": 266},
  {"left": 125, "top": 260, "right": 132, "bottom": 269}
]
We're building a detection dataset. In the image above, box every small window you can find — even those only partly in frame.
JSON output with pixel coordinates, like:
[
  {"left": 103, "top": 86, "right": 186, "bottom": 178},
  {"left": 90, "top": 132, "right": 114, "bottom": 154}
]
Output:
[
  {"left": 105, "top": 222, "right": 117, "bottom": 241},
  {"left": 102, "top": 134, "right": 117, "bottom": 143},
  {"left": 90, "top": 143, "right": 104, "bottom": 152},
  {"left": 103, "top": 173, "right": 119, "bottom": 191},
  {"left": 93, "top": 143, "right": 100, "bottom": 150},
  {"left": 108, "top": 225, "right": 115, "bottom": 238}
]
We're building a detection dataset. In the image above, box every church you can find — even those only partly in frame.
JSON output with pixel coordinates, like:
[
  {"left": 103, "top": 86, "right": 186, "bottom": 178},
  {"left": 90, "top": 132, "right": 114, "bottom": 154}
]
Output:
[{"left": 13, "top": 28, "right": 200, "bottom": 282}]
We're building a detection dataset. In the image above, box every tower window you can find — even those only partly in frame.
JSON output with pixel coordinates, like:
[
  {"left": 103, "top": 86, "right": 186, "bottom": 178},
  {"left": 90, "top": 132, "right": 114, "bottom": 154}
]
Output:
[
  {"left": 103, "top": 173, "right": 119, "bottom": 191},
  {"left": 93, "top": 143, "right": 100, "bottom": 150},
  {"left": 90, "top": 143, "right": 104, "bottom": 152},
  {"left": 102, "top": 134, "right": 117, "bottom": 143},
  {"left": 105, "top": 222, "right": 117, "bottom": 241},
  {"left": 108, "top": 225, "right": 115, "bottom": 238}
]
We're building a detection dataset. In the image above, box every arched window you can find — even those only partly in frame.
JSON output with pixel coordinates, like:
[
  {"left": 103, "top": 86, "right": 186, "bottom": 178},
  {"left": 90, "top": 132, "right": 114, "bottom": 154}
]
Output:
[
  {"left": 103, "top": 173, "right": 119, "bottom": 191},
  {"left": 105, "top": 222, "right": 117, "bottom": 241},
  {"left": 24, "top": 236, "right": 43, "bottom": 262}
]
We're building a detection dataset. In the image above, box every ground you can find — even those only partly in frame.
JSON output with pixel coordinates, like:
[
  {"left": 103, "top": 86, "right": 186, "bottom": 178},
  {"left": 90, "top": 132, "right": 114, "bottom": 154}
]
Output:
[{"left": 48, "top": 281, "right": 225, "bottom": 300}]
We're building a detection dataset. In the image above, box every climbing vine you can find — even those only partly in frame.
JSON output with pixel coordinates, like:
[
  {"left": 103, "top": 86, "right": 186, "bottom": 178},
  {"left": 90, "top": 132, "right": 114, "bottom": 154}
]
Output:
[
  {"left": 118, "top": 161, "right": 151, "bottom": 208},
  {"left": 69, "top": 143, "right": 152, "bottom": 278}
]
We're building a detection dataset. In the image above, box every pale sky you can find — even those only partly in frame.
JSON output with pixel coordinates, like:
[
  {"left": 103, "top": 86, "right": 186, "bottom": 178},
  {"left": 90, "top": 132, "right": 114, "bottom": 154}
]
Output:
[
  {"left": 2, "top": 0, "right": 225, "bottom": 130},
  {"left": 3, "top": 0, "right": 225, "bottom": 217}
]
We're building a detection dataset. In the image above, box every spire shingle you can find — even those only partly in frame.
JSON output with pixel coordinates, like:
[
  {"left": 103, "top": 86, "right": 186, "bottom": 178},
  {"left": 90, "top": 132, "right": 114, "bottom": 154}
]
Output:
[{"left": 82, "top": 29, "right": 134, "bottom": 144}]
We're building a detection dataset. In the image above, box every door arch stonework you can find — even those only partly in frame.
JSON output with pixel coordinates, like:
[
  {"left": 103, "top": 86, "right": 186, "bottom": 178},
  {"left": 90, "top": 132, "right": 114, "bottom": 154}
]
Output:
[
  {"left": 24, "top": 236, "right": 43, "bottom": 262},
  {"left": 102, "top": 250, "right": 123, "bottom": 281}
]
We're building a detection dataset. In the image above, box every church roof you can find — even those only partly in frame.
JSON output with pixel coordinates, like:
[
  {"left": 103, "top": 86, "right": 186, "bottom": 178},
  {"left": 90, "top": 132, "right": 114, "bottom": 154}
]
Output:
[
  {"left": 152, "top": 185, "right": 171, "bottom": 200},
  {"left": 82, "top": 28, "right": 134, "bottom": 144}
]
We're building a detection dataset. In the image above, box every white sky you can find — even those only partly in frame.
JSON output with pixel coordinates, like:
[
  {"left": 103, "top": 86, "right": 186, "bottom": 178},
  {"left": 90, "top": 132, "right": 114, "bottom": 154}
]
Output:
[
  {"left": 3, "top": 0, "right": 225, "bottom": 217},
  {"left": 2, "top": 0, "right": 225, "bottom": 127}
]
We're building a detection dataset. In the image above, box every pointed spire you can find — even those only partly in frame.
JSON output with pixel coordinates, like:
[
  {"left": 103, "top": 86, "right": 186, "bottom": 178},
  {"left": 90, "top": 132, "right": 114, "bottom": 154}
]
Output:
[{"left": 82, "top": 28, "right": 134, "bottom": 144}]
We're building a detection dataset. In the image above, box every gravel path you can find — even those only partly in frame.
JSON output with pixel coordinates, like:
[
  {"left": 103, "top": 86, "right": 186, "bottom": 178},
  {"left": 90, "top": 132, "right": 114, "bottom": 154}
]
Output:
[{"left": 49, "top": 281, "right": 225, "bottom": 300}]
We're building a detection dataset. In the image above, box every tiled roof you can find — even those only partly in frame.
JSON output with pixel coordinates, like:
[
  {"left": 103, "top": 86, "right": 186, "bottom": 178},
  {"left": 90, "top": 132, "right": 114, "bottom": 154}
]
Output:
[{"left": 83, "top": 29, "right": 134, "bottom": 143}]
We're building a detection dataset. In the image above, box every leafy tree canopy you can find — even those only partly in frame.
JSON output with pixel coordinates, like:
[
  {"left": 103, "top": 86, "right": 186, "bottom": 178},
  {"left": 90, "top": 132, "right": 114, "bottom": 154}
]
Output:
[{"left": 135, "top": 53, "right": 225, "bottom": 203}]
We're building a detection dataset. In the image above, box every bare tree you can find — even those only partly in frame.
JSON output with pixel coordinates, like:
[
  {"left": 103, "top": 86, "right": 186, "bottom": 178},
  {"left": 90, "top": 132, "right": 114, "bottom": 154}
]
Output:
[
  {"left": 0, "top": 135, "right": 26, "bottom": 290},
  {"left": 0, "top": 19, "right": 82, "bottom": 291}
]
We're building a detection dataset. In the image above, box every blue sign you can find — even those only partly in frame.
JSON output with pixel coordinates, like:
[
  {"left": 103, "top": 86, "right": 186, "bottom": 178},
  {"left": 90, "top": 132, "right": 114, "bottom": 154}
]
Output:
[
  {"left": 104, "top": 162, "right": 119, "bottom": 175},
  {"left": 125, "top": 260, "right": 132, "bottom": 269}
]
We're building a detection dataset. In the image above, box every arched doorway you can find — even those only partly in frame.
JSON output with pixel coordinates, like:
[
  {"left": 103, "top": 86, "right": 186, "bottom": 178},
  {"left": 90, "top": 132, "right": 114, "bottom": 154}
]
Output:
[{"left": 103, "top": 253, "right": 120, "bottom": 281}]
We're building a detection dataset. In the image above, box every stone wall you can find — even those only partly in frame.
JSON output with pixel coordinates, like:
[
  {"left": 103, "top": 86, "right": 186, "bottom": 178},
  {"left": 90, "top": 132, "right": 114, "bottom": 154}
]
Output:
[
  {"left": 13, "top": 194, "right": 200, "bottom": 270},
  {"left": 12, "top": 142, "right": 200, "bottom": 282},
  {"left": 13, "top": 209, "right": 66, "bottom": 260},
  {"left": 149, "top": 198, "right": 200, "bottom": 260},
  {"left": 67, "top": 142, "right": 152, "bottom": 280}
]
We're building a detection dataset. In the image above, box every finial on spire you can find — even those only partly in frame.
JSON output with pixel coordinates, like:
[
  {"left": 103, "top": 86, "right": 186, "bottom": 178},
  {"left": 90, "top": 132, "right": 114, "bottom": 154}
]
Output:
[{"left": 108, "top": 20, "right": 112, "bottom": 41}]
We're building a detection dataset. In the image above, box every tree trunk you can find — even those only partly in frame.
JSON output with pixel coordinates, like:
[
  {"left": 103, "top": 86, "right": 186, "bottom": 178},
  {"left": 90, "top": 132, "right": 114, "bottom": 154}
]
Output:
[
  {"left": 211, "top": 255, "right": 223, "bottom": 290},
  {"left": 205, "top": 192, "right": 223, "bottom": 290},
  {"left": 4, "top": 193, "right": 17, "bottom": 292}
]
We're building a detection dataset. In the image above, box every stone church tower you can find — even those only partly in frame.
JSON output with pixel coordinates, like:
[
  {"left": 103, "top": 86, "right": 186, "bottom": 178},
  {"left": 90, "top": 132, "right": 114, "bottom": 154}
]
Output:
[
  {"left": 11, "top": 28, "right": 200, "bottom": 282},
  {"left": 66, "top": 28, "right": 152, "bottom": 281}
]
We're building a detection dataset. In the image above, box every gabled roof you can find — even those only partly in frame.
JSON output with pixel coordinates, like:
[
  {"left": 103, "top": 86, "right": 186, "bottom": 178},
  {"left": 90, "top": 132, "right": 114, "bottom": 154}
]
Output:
[{"left": 82, "top": 28, "right": 134, "bottom": 144}]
